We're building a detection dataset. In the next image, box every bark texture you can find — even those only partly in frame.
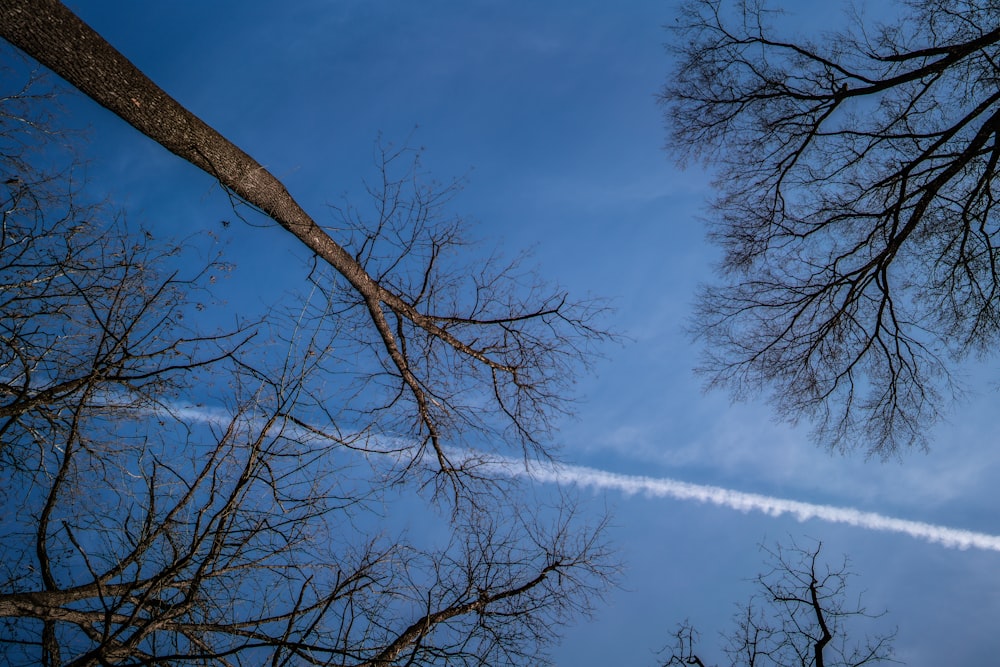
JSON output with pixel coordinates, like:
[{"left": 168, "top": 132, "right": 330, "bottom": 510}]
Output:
[
  {"left": 0, "top": 0, "right": 608, "bottom": 473},
  {"left": 0, "top": 0, "right": 373, "bottom": 295}
]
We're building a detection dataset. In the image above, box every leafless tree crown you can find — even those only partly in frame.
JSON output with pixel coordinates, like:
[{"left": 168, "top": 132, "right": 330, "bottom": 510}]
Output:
[
  {"left": 663, "top": 0, "right": 1000, "bottom": 455},
  {"left": 0, "top": 29, "right": 616, "bottom": 667},
  {"left": 659, "top": 540, "right": 896, "bottom": 667},
  {"left": 0, "top": 0, "right": 614, "bottom": 479}
]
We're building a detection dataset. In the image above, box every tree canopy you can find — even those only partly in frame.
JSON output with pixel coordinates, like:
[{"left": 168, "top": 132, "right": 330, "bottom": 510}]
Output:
[
  {"left": 660, "top": 540, "right": 895, "bottom": 667},
  {"left": 663, "top": 0, "right": 1000, "bottom": 455},
  {"left": 0, "top": 9, "right": 616, "bottom": 664},
  {"left": 0, "top": 0, "right": 611, "bottom": 479}
]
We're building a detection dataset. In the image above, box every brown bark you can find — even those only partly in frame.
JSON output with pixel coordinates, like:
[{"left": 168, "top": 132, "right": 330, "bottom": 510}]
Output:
[
  {"left": 0, "top": 0, "right": 545, "bottom": 467},
  {"left": 0, "top": 0, "right": 375, "bottom": 298}
]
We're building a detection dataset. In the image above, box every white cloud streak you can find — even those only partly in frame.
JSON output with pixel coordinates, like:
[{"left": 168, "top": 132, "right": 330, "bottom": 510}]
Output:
[
  {"left": 489, "top": 458, "right": 1000, "bottom": 553},
  {"left": 166, "top": 403, "right": 1000, "bottom": 553}
]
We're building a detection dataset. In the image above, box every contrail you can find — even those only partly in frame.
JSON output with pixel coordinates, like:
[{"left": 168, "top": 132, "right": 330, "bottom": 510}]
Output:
[
  {"left": 488, "top": 458, "right": 1000, "bottom": 553},
  {"left": 166, "top": 403, "right": 1000, "bottom": 553}
]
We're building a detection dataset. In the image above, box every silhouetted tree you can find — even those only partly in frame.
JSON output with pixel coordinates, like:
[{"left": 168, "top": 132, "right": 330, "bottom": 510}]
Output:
[
  {"left": 659, "top": 540, "right": 895, "bottom": 667},
  {"left": 662, "top": 0, "right": 1000, "bottom": 455},
  {"left": 0, "top": 45, "right": 615, "bottom": 666},
  {"left": 0, "top": 0, "right": 610, "bottom": 477}
]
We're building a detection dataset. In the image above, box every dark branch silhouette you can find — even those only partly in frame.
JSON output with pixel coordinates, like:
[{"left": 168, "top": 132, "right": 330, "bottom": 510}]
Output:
[
  {"left": 0, "top": 42, "right": 616, "bottom": 667},
  {"left": 0, "top": 0, "right": 612, "bottom": 476},
  {"left": 663, "top": 0, "right": 1000, "bottom": 455},
  {"left": 658, "top": 540, "right": 895, "bottom": 667}
]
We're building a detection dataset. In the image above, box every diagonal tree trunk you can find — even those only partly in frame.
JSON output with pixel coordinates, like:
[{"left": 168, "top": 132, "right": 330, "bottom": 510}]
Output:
[
  {"left": 0, "top": 0, "right": 375, "bottom": 296},
  {"left": 0, "top": 0, "right": 606, "bottom": 473}
]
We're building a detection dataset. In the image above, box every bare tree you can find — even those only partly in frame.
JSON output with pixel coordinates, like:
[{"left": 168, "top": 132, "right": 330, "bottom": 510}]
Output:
[
  {"left": 299, "top": 139, "right": 607, "bottom": 493},
  {"left": 659, "top": 540, "right": 896, "bottom": 667},
  {"left": 1, "top": 361, "right": 613, "bottom": 665},
  {"left": 0, "top": 47, "right": 616, "bottom": 666},
  {"left": 0, "top": 0, "right": 611, "bottom": 477},
  {"left": 660, "top": 623, "right": 708, "bottom": 667},
  {"left": 662, "top": 0, "right": 1000, "bottom": 455},
  {"left": 0, "top": 59, "right": 243, "bottom": 470}
]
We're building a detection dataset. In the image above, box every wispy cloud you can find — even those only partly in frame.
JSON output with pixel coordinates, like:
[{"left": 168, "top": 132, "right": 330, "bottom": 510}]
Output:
[
  {"left": 490, "top": 458, "right": 1000, "bottom": 553},
  {"left": 167, "top": 403, "right": 1000, "bottom": 553}
]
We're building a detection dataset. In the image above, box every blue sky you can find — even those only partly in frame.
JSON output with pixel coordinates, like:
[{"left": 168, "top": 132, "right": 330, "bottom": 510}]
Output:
[{"left": 45, "top": 1, "right": 1000, "bottom": 664}]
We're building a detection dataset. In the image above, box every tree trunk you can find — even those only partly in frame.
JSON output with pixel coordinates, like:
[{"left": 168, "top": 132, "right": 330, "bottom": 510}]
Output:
[{"left": 0, "top": 0, "right": 377, "bottom": 299}]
